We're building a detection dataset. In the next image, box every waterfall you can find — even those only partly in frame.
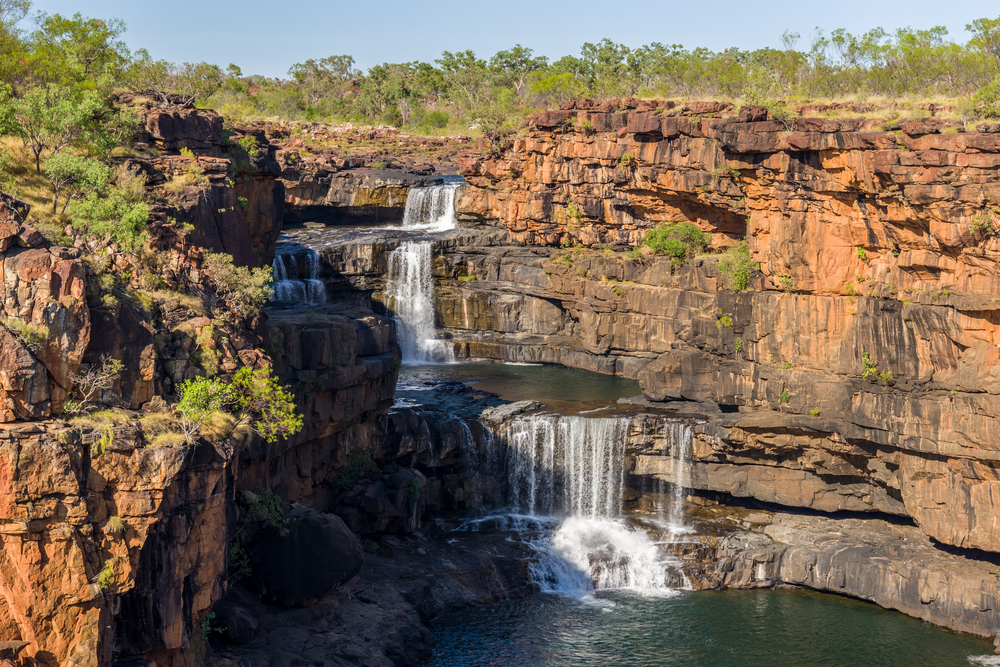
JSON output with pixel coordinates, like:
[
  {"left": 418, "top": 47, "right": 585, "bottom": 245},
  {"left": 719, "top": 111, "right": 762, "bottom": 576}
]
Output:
[
  {"left": 271, "top": 250, "right": 327, "bottom": 305},
  {"left": 664, "top": 421, "right": 692, "bottom": 534},
  {"left": 386, "top": 241, "right": 454, "bottom": 363},
  {"left": 402, "top": 183, "right": 460, "bottom": 231},
  {"left": 467, "top": 414, "right": 685, "bottom": 597}
]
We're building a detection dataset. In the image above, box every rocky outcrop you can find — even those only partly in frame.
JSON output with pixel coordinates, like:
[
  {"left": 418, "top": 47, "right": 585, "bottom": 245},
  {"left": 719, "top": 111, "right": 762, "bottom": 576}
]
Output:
[
  {"left": 676, "top": 505, "right": 1000, "bottom": 647},
  {"left": 438, "top": 100, "right": 1000, "bottom": 557},
  {"left": 281, "top": 166, "right": 443, "bottom": 225}
]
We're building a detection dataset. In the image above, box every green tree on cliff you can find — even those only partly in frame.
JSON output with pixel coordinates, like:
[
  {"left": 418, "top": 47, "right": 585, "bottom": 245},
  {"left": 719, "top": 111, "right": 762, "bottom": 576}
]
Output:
[{"left": 177, "top": 367, "right": 302, "bottom": 444}]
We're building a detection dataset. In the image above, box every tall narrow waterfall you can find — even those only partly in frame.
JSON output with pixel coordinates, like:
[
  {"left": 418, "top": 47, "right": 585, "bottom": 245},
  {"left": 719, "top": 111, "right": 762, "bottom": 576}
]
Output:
[
  {"left": 465, "top": 414, "right": 685, "bottom": 596},
  {"left": 663, "top": 421, "right": 692, "bottom": 534},
  {"left": 402, "top": 182, "right": 460, "bottom": 230},
  {"left": 386, "top": 242, "right": 454, "bottom": 363},
  {"left": 272, "top": 250, "right": 327, "bottom": 304}
]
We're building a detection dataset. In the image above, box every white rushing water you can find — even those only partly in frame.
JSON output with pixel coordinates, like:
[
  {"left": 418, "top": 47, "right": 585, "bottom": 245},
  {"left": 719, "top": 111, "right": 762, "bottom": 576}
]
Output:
[
  {"left": 662, "top": 421, "right": 692, "bottom": 535},
  {"left": 476, "top": 414, "right": 688, "bottom": 598},
  {"left": 402, "top": 182, "right": 460, "bottom": 230},
  {"left": 272, "top": 250, "right": 327, "bottom": 304},
  {"left": 383, "top": 182, "right": 461, "bottom": 363},
  {"left": 386, "top": 241, "right": 455, "bottom": 363}
]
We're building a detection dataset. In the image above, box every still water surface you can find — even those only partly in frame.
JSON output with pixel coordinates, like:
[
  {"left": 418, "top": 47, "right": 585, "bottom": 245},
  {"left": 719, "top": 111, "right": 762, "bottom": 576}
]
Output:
[{"left": 429, "top": 588, "right": 995, "bottom": 667}]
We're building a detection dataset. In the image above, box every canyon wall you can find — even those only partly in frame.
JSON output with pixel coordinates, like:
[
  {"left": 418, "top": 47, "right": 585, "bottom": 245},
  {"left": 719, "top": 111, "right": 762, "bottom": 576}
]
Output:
[
  {"left": 448, "top": 99, "right": 1000, "bottom": 553},
  {"left": 309, "top": 98, "right": 1000, "bottom": 558}
]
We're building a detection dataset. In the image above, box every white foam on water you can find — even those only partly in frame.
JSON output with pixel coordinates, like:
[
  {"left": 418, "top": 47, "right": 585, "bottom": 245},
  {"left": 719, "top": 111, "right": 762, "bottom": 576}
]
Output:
[
  {"left": 968, "top": 657, "right": 1000, "bottom": 666},
  {"left": 468, "top": 414, "right": 692, "bottom": 599},
  {"left": 385, "top": 241, "right": 455, "bottom": 364},
  {"left": 401, "top": 183, "right": 460, "bottom": 231},
  {"left": 271, "top": 249, "right": 327, "bottom": 305}
]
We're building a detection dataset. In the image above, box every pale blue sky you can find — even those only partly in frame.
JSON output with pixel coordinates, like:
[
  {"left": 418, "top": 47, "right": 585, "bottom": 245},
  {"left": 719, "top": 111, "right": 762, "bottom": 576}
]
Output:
[{"left": 27, "top": 0, "right": 1000, "bottom": 77}]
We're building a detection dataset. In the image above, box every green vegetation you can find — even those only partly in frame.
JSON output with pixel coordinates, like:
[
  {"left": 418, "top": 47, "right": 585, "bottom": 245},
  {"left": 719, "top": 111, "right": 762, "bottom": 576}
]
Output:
[
  {"left": 2, "top": 317, "right": 48, "bottom": 352},
  {"left": 335, "top": 448, "right": 376, "bottom": 492},
  {"left": 779, "top": 275, "right": 794, "bottom": 293},
  {"left": 94, "top": 560, "right": 115, "bottom": 592},
  {"left": 202, "top": 252, "right": 274, "bottom": 321},
  {"left": 856, "top": 247, "right": 869, "bottom": 263},
  {"left": 717, "top": 241, "right": 758, "bottom": 291},
  {"left": 229, "top": 488, "right": 287, "bottom": 582},
  {"left": 861, "top": 352, "right": 879, "bottom": 379},
  {"left": 810, "top": 409, "right": 821, "bottom": 416},
  {"left": 176, "top": 367, "right": 302, "bottom": 444},
  {"left": 641, "top": 222, "right": 709, "bottom": 265},
  {"left": 408, "top": 477, "right": 421, "bottom": 502},
  {"left": 734, "top": 338, "right": 743, "bottom": 355},
  {"left": 779, "top": 388, "right": 791, "bottom": 404}
]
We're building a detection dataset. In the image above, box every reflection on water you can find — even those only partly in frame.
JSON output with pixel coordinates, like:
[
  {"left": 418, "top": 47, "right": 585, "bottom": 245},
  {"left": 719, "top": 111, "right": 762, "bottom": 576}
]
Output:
[
  {"left": 429, "top": 588, "right": 995, "bottom": 667},
  {"left": 397, "top": 362, "right": 641, "bottom": 413}
]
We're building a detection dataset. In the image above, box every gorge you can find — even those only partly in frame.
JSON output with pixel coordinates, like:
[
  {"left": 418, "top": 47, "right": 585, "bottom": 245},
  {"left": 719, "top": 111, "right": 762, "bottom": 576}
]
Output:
[{"left": 5, "top": 95, "right": 1000, "bottom": 667}]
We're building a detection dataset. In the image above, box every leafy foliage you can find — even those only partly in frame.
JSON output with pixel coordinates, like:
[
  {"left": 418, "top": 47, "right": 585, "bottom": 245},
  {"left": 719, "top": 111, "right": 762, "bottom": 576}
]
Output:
[
  {"left": 44, "top": 152, "right": 109, "bottom": 213},
  {"left": 176, "top": 366, "right": 302, "bottom": 444},
  {"left": 68, "top": 164, "right": 149, "bottom": 253},
  {"left": 66, "top": 354, "right": 124, "bottom": 414},
  {"left": 717, "top": 241, "right": 759, "bottom": 291},
  {"left": 2, "top": 316, "right": 48, "bottom": 352},
  {"left": 202, "top": 252, "right": 274, "bottom": 321},
  {"left": 641, "top": 222, "right": 709, "bottom": 265}
]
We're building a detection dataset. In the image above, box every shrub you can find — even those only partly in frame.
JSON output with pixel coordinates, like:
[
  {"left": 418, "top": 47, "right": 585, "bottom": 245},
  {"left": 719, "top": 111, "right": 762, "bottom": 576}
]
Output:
[
  {"left": 408, "top": 477, "right": 421, "bottom": 502},
  {"left": 2, "top": 317, "right": 49, "bottom": 352},
  {"left": 778, "top": 388, "right": 791, "bottom": 404},
  {"left": 176, "top": 367, "right": 302, "bottom": 444},
  {"left": 971, "top": 76, "right": 1000, "bottom": 119},
  {"left": 335, "top": 449, "right": 375, "bottom": 492},
  {"left": 734, "top": 338, "right": 743, "bottom": 355},
  {"left": 779, "top": 275, "right": 794, "bottom": 292},
  {"left": 202, "top": 252, "right": 274, "bottom": 321},
  {"left": 861, "top": 352, "right": 878, "bottom": 379},
  {"left": 856, "top": 247, "right": 869, "bottom": 263},
  {"left": 66, "top": 355, "right": 125, "bottom": 414},
  {"left": 717, "top": 241, "right": 758, "bottom": 291},
  {"left": 878, "top": 371, "right": 895, "bottom": 385},
  {"left": 579, "top": 118, "right": 596, "bottom": 135},
  {"left": 641, "top": 222, "right": 709, "bottom": 265},
  {"left": 105, "top": 515, "right": 126, "bottom": 537},
  {"left": 94, "top": 560, "right": 115, "bottom": 592},
  {"left": 810, "top": 409, "right": 820, "bottom": 416},
  {"left": 424, "top": 110, "right": 449, "bottom": 128},
  {"left": 619, "top": 153, "right": 637, "bottom": 169},
  {"left": 69, "top": 165, "right": 149, "bottom": 254}
]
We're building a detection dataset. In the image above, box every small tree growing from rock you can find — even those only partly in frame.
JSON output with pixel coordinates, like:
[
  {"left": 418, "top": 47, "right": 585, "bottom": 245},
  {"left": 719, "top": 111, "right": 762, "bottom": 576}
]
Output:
[
  {"left": 176, "top": 367, "right": 301, "bottom": 444},
  {"left": 65, "top": 354, "right": 124, "bottom": 414},
  {"left": 202, "top": 252, "right": 274, "bottom": 321}
]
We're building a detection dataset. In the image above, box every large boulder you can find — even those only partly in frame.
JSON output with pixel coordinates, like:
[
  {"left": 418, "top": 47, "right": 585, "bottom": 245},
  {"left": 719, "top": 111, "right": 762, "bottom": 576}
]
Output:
[
  {"left": 249, "top": 506, "right": 364, "bottom": 606},
  {"left": 637, "top": 345, "right": 713, "bottom": 402}
]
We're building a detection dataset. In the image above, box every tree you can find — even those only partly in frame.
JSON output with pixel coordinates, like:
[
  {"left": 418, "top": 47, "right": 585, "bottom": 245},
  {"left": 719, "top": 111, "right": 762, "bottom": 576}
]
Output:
[
  {"left": 490, "top": 45, "right": 548, "bottom": 97},
  {"left": 44, "top": 152, "right": 110, "bottom": 213},
  {"left": 64, "top": 354, "right": 124, "bottom": 414},
  {"left": 7, "top": 84, "right": 104, "bottom": 172},
  {"left": 177, "top": 367, "right": 301, "bottom": 444},
  {"left": 287, "top": 54, "right": 358, "bottom": 106},
  {"left": 29, "top": 11, "right": 129, "bottom": 85},
  {"left": 202, "top": 252, "right": 274, "bottom": 321},
  {"left": 968, "top": 16, "right": 1000, "bottom": 63},
  {"left": 126, "top": 49, "right": 223, "bottom": 106},
  {"left": 68, "top": 165, "right": 149, "bottom": 253}
]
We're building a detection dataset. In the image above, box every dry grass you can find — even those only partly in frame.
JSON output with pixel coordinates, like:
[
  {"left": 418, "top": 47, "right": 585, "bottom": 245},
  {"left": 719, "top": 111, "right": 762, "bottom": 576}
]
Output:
[
  {"left": 201, "top": 411, "right": 236, "bottom": 441},
  {"left": 70, "top": 408, "right": 134, "bottom": 429},
  {"left": 138, "top": 410, "right": 181, "bottom": 435},
  {"left": 150, "top": 432, "right": 188, "bottom": 448},
  {"left": 0, "top": 137, "right": 73, "bottom": 244}
]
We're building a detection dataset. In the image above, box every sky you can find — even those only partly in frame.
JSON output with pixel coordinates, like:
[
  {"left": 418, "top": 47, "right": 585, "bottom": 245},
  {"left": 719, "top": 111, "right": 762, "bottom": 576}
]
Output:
[{"left": 26, "top": 0, "right": 1000, "bottom": 78}]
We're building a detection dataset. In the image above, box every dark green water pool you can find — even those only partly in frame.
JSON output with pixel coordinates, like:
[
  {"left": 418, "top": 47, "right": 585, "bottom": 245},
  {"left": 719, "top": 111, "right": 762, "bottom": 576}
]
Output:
[
  {"left": 429, "top": 588, "right": 995, "bottom": 667},
  {"left": 399, "top": 362, "right": 642, "bottom": 412}
]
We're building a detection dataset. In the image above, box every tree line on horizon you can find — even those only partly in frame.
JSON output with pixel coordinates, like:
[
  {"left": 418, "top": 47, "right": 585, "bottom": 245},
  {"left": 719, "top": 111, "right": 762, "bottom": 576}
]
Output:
[{"left": 2, "top": 0, "right": 1000, "bottom": 149}]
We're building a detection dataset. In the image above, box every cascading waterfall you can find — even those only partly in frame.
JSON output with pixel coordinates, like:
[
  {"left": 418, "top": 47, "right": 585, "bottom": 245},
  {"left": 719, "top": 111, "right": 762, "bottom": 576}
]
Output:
[
  {"left": 383, "top": 181, "right": 460, "bottom": 363},
  {"left": 272, "top": 250, "right": 327, "bottom": 304},
  {"left": 663, "top": 421, "right": 692, "bottom": 534},
  {"left": 402, "top": 182, "right": 460, "bottom": 230},
  {"left": 467, "top": 414, "right": 685, "bottom": 597},
  {"left": 386, "top": 242, "right": 455, "bottom": 363}
]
